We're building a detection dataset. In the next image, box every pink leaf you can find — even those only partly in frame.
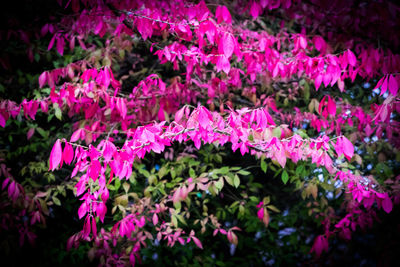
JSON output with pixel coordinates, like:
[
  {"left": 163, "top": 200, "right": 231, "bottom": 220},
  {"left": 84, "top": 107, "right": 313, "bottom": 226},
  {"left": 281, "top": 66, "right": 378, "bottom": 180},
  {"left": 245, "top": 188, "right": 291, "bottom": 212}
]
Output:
[
  {"left": 175, "top": 106, "right": 185, "bottom": 123},
  {"left": 48, "top": 34, "right": 56, "bottom": 51},
  {"left": 136, "top": 18, "right": 153, "bottom": 40},
  {"left": 63, "top": 142, "right": 74, "bottom": 165},
  {"left": 374, "top": 76, "right": 385, "bottom": 90},
  {"left": 103, "top": 141, "right": 115, "bottom": 162},
  {"left": 347, "top": 50, "right": 357, "bottom": 67},
  {"left": 216, "top": 55, "right": 230, "bottom": 74},
  {"left": 222, "top": 33, "right": 235, "bottom": 58},
  {"left": 341, "top": 136, "right": 354, "bottom": 160},
  {"left": 198, "top": 107, "right": 210, "bottom": 129},
  {"left": 388, "top": 75, "right": 398, "bottom": 95},
  {"left": 172, "top": 187, "right": 181, "bottom": 204},
  {"left": 38, "top": 72, "right": 48, "bottom": 88},
  {"left": 380, "top": 75, "right": 388, "bottom": 95},
  {"left": 2, "top": 177, "right": 10, "bottom": 190},
  {"left": 101, "top": 188, "right": 109, "bottom": 202},
  {"left": 192, "top": 236, "right": 203, "bottom": 249},
  {"left": 257, "top": 207, "right": 264, "bottom": 221},
  {"left": 8, "top": 181, "right": 15, "bottom": 198},
  {"left": 78, "top": 201, "right": 87, "bottom": 219},
  {"left": 27, "top": 128, "right": 35, "bottom": 140},
  {"left": 56, "top": 36, "right": 65, "bottom": 56},
  {"left": 215, "top": 5, "right": 232, "bottom": 24},
  {"left": 91, "top": 216, "right": 97, "bottom": 237},
  {"left": 70, "top": 128, "right": 84, "bottom": 142},
  {"left": 250, "top": 1, "right": 261, "bottom": 18},
  {"left": 327, "top": 96, "right": 336, "bottom": 116},
  {"left": 152, "top": 213, "right": 158, "bottom": 225},
  {"left": 0, "top": 113, "right": 6, "bottom": 128},
  {"left": 49, "top": 139, "right": 62, "bottom": 171},
  {"left": 299, "top": 35, "right": 307, "bottom": 50},
  {"left": 315, "top": 74, "right": 322, "bottom": 90},
  {"left": 313, "top": 36, "right": 326, "bottom": 53},
  {"left": 213, "top": 229, "right": 219, "bottom": 236},
  {"left": 382, "top": 196, "right": 393, "bottom": 213},
  {"left": 310, "top": 235, "right": 328, "bottom": 257}
]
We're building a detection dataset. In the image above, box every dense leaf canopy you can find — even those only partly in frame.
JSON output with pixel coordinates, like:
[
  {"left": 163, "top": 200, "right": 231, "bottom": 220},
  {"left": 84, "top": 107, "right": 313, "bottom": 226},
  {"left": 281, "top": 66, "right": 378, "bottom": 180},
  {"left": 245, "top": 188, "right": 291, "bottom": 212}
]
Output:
[{"left": 1, "top": 0, "right": 399, "bottom": 266}]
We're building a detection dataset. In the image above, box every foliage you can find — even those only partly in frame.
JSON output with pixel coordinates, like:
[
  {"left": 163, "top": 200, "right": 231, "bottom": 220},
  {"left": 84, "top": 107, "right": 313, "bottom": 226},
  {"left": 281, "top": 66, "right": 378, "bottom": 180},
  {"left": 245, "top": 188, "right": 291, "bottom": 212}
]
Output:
[{"left": 1, "top": 0, "right": 400, "bottom": 266}]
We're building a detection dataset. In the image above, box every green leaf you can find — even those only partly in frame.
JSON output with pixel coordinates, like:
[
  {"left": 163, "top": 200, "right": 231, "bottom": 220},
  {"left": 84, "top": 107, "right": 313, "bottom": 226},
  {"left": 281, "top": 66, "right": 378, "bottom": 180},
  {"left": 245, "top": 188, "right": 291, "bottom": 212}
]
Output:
[
  {"left": 215, "top": 179, "right": 223, "bottom": 190},
  {"left": 295, "top": 165, "right": 304, "bottom": 176},
  {"left": 174, "top": 201, "right": 181, "bottom": 211},
  {"left": 54, "top": 104, "right": 62, "bottom": 121},
  {"left": 238, "top": 170, "right": 250, "bottom": 176},
  {"left": 158, "top": 166, "right": 168, "bottom": 178},
  {"left": 220, "top": 166, "right": 229, "bottom": 174},
  {"left": 138, "top": 167, "right": 150, "bottom": 178},
  {"left": 281, "top": 170, "right": 289, "bottom": 184},
  {"left": 122, "top": 182, "right": 130, "bottom": 193},
  {"left": 224, "top": 175, "right": 234, "bottom": 187},
  {"left": 267, "top": 205, "right": 280, "bottom": 213},
  {"left": 261, "top": 159, "right": 267, "bottom": 173},
  {"left": 171, "top": 215, "right": 178, "bottom": 227},
  {"left": 189, "top": 168, "right": 196, "bottom": 178},
  {"left": 114, "top": 178, "right": 121, "bottom": 190},
  {"left": 176, "top": 214, "right": 187, "bottom": 225},
  {"left": 53, "top": 196, "right": 61, "bottom": 206},
  {"left": 36, "top": 127, "right": 49, "bottom": 138},
  {"left": 304, "top": 81, "right": 310, "bottom": 101},
  {"left": 273, "top": 127, "right": 282, "bottom": 138},
  {"left": 233, "top": 174, "right": 240, "bottom": 188}
]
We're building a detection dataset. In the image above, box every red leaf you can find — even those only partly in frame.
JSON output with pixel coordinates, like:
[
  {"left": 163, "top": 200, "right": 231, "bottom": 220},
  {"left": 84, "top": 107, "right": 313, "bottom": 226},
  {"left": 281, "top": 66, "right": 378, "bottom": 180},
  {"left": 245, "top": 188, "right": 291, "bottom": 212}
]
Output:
[{"left": 49, "top": 139, "right": 62, "bottom": 171}]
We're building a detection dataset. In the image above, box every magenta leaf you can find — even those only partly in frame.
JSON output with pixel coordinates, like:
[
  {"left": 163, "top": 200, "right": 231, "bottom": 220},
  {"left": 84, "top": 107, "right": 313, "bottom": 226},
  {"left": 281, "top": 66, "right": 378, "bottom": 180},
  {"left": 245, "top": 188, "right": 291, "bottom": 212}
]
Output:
[
  {"left": 222, "top": 32, "right": 235, "bottom": 58},
  {"left": 49, "top": 139, "right": 62, "bottom": 171},
  {"left": 388, "top": 74, "right": 398, "bottom": 95},
  {"left": 341, "top": 136, "right": 354, "bottom": 160},
  {"left": 192, "top": 236, "right": 203, "bottom": 249},
  {"left": 382, "top": 196, "right": 393, "bottom": 213}
]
